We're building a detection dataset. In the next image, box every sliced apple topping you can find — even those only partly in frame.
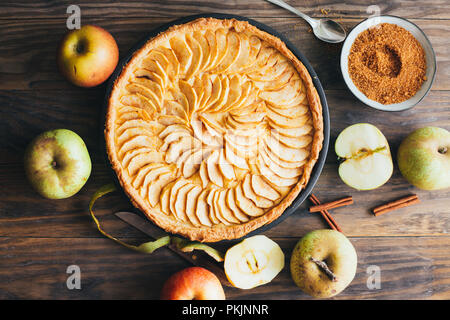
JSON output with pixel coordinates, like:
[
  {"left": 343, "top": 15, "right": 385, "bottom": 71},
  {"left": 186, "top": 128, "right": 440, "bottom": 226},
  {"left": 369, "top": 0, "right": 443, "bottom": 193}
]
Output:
[
  {"left": 218, "top": 148, "right": 236, "bottom": 181},
  {"left": 169, "top": 36, "right": 192, "bottom": 76},
  {"left": 195, "top": 189, "right": 213, "bottom": 227},
  {"left": 224, "top": 235, "right": 285, "bottom": 289},
  {"left": 169, "top": 179, "right": 190, "bottom": 220},
  {"left": 206, "top": 150, "right": 224, "bottom": 188},
  {"left": 234, "top": 183, "right": 265, "bottom": 217},
  {"left": 251, "top": 174, "right": 280, "bottom": 201},
  {"left": 111, "top": 22, "right": 320, "bottom": 233},
  {"left": 206, "top": 189, "right": 220, "bottom": 225},
  {"left": 242, "top": 174, "right": 274, "bottom": 208},
  {"left": 185, "top": 185, "right": 202, "bottom": 226},
  {"left": 213, "top": 31, "right": 241, "bottom": 73},
  {"left": 216, "top": 189, "right": 240, "bottom": 224},
  {"left": 264, "top": 134, "right": 309, "bottom": 163},
  {"left": 226, "top": 188, "right": 250, "bottom": 223},
  {"left": 147, "top": 172, "right": 174, "bottom": 207},
  {"left": 184, "top": 34, "right": 203, "bottom": 80},
  {"left": 212, "top": 190, "right": 232, "bottom": 225}
]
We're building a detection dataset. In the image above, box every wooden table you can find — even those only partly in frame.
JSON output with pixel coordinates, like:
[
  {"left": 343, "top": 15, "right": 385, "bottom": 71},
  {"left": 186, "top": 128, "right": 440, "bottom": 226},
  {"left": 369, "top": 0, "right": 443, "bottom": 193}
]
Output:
[{"left": 0, "top": 0, "right": 449, "bottom": 300}]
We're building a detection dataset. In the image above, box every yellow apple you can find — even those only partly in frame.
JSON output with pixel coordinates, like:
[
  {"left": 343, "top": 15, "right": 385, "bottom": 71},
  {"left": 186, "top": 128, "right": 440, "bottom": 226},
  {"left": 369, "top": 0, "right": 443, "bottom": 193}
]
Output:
[
  {"left": 398, "top": 126, "right": 450, "bottom": 190},
  {"left": 160, "top": 267, "right": 225, "bottom": 300},
  {"left": 24, "top": 129, "right": 92, "bottom": 199},
  {"left": 290, "top": 229, "right": 357, "bottom": 298},
  {"left": 57, "top": 25, "right": 119, "bottom": 87}
]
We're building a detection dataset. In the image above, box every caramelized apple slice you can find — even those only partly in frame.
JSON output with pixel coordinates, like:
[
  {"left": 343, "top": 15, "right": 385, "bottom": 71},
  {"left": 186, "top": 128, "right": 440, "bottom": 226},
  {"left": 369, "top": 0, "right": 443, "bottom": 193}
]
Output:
[
  {"left": 225, "top": 141, "right": 249, "bottom": 170},
  {"left": 227, "top": 32, "right": 251, "bottom": 73},
  {"left": 204, "top": 29, "right": 219, "bottom": 71},
  {"left": 212, "top": 190, "right": 232, "bottom": 225},
  {"left": 174, "top": 183, "right": 195, "bottom": 222},
  {"left": 225, "top": 188, "right": 249, "bottom": 223},
  {"left": 260, "top": 147, "right": 302, "bottom": 179},
  {"left": 128, "top": 152, "right": 165, "bottom": 177},
  {"left": 206, "top": 189, "right": 220, "bottom": 225},
  {"left": 266, "top": 108, "right": 309, "bottom": 129},
  {"left": 132, "top": 163, "right": 165, "bottom": 188},
  {"left": 234, "top": 183, "right": 264, "bottom": 217},
  {"left": 204, "top": 74, "right": 222, "bottom": 111},
  {"left": 165, "top": 136, "right": 200, "bottom": 164},
  {"left": 183, "top": 148, "right": 208, "bottom": 178},
  {"left": 266, "top": 103, "right": 309, "bottom": 119},
  {"left": 213, "top": 31, "right": 241, "bottom": 73},
  {"left": 159, "top": 124, "right": 191, "bottom": 139},
  {"left": 148, "top": 172, "right": 174, "bottom": 207},
  {"left": 251, "top": 174, "right": 280, "bottom": 201},
  {"left": 264, "top": 134, "right": 309, "bottom": 163},
  {"left": 169, "top": 36, "right": 192, "bottom": 75},
  {"left": 218, "top": 148, "right": 236, "bottom": 181},
  {"left": 199, "top": 160, "right": 209, "bottom": 188},
  {"left": 179, "top": 80, "right": 198, "bottom": 116},
  {"left": 195, "top": 189, "right": 213, "bottom": 227},
  {"left": 156, "top": 47, "right": 179, "bottom": 81},
  {"left": 269, "top": 123, "right": 313, "bottom": 138},
  {"left": 210, "top": 75, "right": 230, "bottom": 112},
  {"left": 210, "top": 29, "right": 228, "bottom": 70},
  {"left": 184, "top": 185, "right": 202, "bottom": 227},
  {"left": 242, "top": 174, "right": 274, "bottom": 208},
  {"left": 256, "top": 156, "right": 298, "bottom": 187},
  {"left": 192, "top": 31, "right": 211, "bottom": 73},
  {"left": 159, "top": 181, "right": 175, "bottom": 215},
  {"left": 160, "top": 130, "right": 192, "bottom": 151},
  {"left": 206, "top": 150, "right": 224, "bottom": 188},
  {"left": 169, "top": 179, "right": 190, "bottom": 219},
  {"left": 185, "top": 34, "right": 203, "bottom": 80},
  {"left": 216, "top": 190, "right": 240, "bottom": 224},
  {"left": 264, "top": 145, "right": 306, "bottom": 169}
]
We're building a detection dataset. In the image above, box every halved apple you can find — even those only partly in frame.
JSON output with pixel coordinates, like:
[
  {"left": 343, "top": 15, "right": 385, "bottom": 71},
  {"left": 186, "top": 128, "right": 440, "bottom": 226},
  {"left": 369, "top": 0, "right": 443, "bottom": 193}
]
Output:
[
  {"left": 224, "top": 235, "right": 284, "bottom": 289},
  {"left": 335, "top": 123, "right": 393, "bottom": 190}
]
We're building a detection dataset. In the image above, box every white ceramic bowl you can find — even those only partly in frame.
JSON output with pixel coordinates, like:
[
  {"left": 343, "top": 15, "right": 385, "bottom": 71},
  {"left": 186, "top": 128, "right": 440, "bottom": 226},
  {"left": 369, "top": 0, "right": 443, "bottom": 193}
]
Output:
[{"left": 340, "top": 15, "right": 436, "bottom": 111}]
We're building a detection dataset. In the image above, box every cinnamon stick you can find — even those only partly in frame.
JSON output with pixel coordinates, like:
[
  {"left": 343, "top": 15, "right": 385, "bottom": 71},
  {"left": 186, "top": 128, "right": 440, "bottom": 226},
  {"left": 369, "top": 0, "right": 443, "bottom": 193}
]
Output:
[
  {"left": 309, "top": 196, "right": 353, "bottom": 212},
  {"left": 309, "top": 194, "right": 343, "bottom": 233},
  {"left": 372, "top": 194, "right": 420, "bottom": 216}
]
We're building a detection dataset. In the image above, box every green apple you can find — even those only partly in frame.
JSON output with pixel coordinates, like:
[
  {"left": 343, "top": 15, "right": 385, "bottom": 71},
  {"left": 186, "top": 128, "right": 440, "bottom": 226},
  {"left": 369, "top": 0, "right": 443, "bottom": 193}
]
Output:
[
  {"left": 57, "top": 25, "right": 119, "bottom": 87},
  {"left": 24, "top": 129, "right": 92, "bottom": 199},
  {"left": 397, "top": 126, "right": 450, "bottom": 190},
  {"left": 290, "top": 229, "right": 357, "bottom": 298},
  {"left": 335, "top": 123, "right": 393, "bottom": 190}
]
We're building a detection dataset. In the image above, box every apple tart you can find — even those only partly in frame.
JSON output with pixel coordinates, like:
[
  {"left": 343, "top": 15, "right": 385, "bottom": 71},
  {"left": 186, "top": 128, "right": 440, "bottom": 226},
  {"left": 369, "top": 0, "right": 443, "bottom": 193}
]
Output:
[{"left": 105, "top": 18, "right": 323, "bottom": 242}]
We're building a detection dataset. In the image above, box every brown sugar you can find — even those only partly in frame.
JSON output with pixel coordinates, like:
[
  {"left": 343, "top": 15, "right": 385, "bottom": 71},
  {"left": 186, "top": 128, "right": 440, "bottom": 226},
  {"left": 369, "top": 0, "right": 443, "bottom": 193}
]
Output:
[{"left": 348, "top": 23, "right": 427, "bottom": 105}]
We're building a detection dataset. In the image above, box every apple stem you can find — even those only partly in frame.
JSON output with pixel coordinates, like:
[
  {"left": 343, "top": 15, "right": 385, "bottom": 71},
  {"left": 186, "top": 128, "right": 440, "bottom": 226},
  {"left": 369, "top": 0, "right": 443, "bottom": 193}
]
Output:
[
  {"left": 311, "top": 257, "right": 337, "bottom": 282},
  {"left": 438, "top": 146, "right": 447, "bottom": 154}
]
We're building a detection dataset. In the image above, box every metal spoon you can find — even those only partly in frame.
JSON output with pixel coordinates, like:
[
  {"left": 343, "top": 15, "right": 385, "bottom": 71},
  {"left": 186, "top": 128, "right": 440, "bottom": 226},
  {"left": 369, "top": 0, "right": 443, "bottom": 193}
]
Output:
[{"left": 265, "top": 0, "right": 346, "bottom": 43}]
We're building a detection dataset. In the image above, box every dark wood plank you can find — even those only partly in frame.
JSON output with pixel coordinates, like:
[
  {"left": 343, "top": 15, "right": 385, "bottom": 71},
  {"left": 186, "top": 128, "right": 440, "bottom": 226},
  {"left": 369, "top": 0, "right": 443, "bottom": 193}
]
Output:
[
  {"left": 1, "top": 0, "right": 449, "bottom": 19},
  {"left": 0, "top": 236, "right": 448, "bottom": 299},
  {"left": 1, "top": 18, "right": 448, "bottom": 91}
]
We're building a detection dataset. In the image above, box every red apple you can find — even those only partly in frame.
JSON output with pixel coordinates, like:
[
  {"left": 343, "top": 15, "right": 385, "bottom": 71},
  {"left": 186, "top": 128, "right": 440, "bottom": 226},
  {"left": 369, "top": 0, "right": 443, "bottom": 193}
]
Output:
[
  {"left": 160, "top": 267, "right": 225, "bottom": 300},
  {"left": 57, "top": 25, "right": 119, "bottom": 87}
]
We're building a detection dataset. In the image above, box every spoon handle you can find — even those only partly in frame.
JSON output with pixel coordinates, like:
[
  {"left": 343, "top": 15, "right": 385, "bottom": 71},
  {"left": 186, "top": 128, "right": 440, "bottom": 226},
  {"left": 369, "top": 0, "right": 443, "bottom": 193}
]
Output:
[{"left": 265, "top": 0, "right": 318, "bottom": 27}]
